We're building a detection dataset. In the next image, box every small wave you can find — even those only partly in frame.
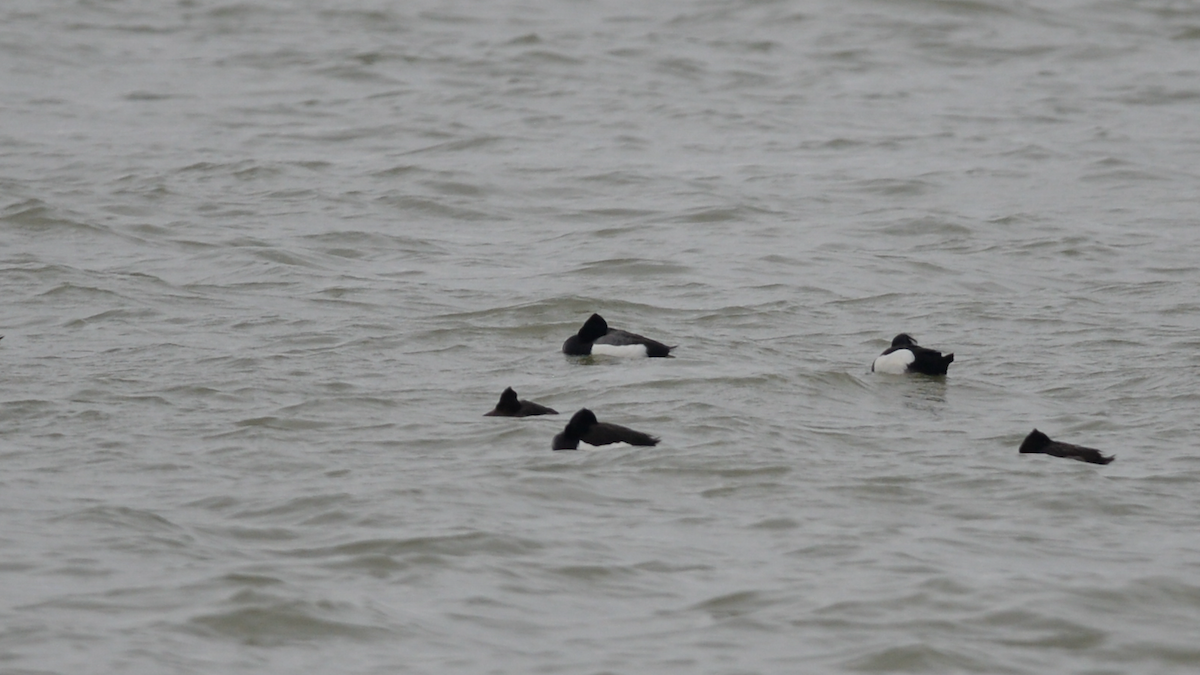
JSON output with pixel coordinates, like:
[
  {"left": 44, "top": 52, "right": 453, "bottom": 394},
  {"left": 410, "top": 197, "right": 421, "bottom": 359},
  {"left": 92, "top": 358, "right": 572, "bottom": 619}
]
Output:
[
  {"left": 284, "top": 532, "right": 544, "bottom": 560},
  {"left": 842, "top": 643, "right": 996, "bottom": 673},
  {"left": 569, "top": 258, "right": 692, "bottom": 277},
  {"left": 186, "top": 599, "right": 391, "bottom": 644},
  {"left": 2, "top": 199, "right": 112, "bottom": 236}
]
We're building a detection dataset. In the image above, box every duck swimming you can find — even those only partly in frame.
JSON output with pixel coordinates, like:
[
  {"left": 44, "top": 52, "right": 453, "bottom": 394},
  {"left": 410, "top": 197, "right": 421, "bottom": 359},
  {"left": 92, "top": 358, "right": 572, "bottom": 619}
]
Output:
[
  {"left": 1019, "top": 429, "right": 1114, "bottom": 465},
  {"left": 562, "top": 314, "right": 674, "bottom": 358},
  {"left": 483, "top": 387, "right": 558, "bottom": 417},
  {"left": 552, "top": 408, "right": 659, "bottom": 450},
  {"left": 872, "top": 333, "right": 954, "bottom": 375}
]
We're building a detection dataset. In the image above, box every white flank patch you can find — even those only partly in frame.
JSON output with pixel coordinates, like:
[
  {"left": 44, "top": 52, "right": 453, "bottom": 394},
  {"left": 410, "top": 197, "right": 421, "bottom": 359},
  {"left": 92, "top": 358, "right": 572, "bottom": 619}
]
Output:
[
  {"left": 872, "top": 349, "right": 915, "bottom": 374},
  {"left": 579, "top": 440, "right": 632, "bottom": 450},
  {"left": 590, "top": 343, "right": 649, "bottom": 358}
]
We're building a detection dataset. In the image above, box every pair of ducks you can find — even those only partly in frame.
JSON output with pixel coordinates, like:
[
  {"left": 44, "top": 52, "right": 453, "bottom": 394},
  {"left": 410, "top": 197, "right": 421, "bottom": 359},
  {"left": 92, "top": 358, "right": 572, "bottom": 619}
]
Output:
[
  {"left": 486, "top": 392, "right": 656, "bottom": 450},
  {"left": 485, "top": 314, "right": 1114, "bottom": 464},
  {"left": 485, "top": 314, "right": 667, "bottom": 451}
]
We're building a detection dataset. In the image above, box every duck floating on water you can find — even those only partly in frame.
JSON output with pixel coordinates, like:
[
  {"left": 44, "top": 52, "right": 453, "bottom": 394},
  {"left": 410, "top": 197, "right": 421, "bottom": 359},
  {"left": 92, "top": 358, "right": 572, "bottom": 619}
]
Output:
[
  {"left": 1019, "top": 429, "right": 1114, "bottom": 465},
  {"left": 872, "top": 333, "right": 954, "bottom": 375},
  {"left": 562, "top": 314, "right": 674, "bottom": 358},
  {"left": 552, "top": 408, "right": 659, "bottom": 450},
  {"left": 483, "top": 387, "right": 558, "bottom": 417}
]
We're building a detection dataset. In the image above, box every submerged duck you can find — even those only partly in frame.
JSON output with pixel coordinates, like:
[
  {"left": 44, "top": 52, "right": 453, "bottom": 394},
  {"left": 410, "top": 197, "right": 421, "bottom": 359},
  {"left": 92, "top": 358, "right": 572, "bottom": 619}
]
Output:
[
  {"left": 552, "top": 408, "right": 659, "bottom": 450},
  {"left": 483, "top": 387, "right": 558, "bottom": 417},
  {"left": 872, "top": 333, "right": 954, "bottom": 375},
  {"left": 562, "top": 313, "right": 674, "bottom": 358},
  {"left": 1019, "top": 429, "right": 1114, "bottom": 465}
]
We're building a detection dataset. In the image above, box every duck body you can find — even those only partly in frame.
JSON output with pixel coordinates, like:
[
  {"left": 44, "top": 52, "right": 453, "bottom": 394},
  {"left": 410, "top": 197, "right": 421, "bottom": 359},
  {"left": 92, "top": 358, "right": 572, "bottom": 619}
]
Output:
[
  {"left": 1019, "top": 429, "right": 1114, "bottom": 465},
  {"left": 483, "top": 387, "right": 558, "bottom": 417},
  {"left": 872, "top": 333, "right": 954, "bottom": 375},
  {"left": 562, "top": 314, "right": 674, "bottom": 358},
  {"left": 552, "top": 408, "right": 659, "bottom": 450}
]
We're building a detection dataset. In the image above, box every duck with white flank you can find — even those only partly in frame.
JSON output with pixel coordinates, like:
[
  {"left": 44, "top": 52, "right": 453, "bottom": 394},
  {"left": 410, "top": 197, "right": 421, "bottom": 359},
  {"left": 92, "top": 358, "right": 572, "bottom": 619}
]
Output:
[
  {"left": 872, "top": 333, "right": 954, "bottom": 375},
  {"left": 552, "top": 408, "right": 659, "bottom": 450},
  {"left": 562, "top": 313, "right": 674, "bottom": 358},
  {"left": 1019, "top": 429, "right": 1114, "bottom": 465},
  {"left": 483, "top": 387, "right": 558, "bottom": 417}
]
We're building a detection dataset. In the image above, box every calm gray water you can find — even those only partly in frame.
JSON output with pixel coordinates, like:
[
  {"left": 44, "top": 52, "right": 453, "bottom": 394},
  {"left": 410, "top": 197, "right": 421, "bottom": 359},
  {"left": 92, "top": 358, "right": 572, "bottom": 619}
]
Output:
[{"left": 4, "top": 0, "right": 1200, "bottom": 673}]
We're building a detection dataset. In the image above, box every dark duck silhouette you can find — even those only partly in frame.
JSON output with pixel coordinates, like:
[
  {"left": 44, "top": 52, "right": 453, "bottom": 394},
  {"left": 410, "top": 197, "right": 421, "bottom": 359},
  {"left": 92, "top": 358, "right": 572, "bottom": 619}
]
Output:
[
  {"left": 1019, "top": 429, "right": 1114, "bottom": 465},
  {"left": 552, "top": 408, "right": 659, "bottom": 450},
  {"left": 483, "top": 387, "right": 558, "bottom": 417},
  {"left": 562, "top": 313, "right": 674, "bottom": 358},
  {"left": 872, "top": 333, "right": 954, "bottom": 375}
]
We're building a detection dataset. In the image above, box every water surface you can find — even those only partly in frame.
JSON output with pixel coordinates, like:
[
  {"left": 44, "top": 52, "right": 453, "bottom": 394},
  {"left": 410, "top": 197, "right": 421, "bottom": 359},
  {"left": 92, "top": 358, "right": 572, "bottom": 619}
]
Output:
[{"left": 3, "top": 1, "right": 1200, "bottom": 673}]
